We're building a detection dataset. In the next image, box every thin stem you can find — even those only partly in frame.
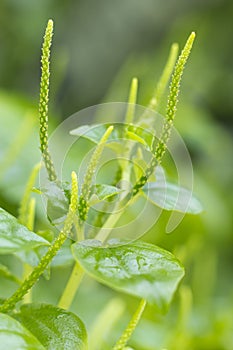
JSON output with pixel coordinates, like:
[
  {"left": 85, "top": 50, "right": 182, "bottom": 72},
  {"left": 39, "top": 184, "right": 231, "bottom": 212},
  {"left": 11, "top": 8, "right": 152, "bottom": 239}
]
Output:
[
  {"left": 0, "top": 171, "right": 78, "bottom": 313},
  {"left": 58, "top": 262, "right": 84, "bottom": 310},
  {"left": 23, "top": 197, "right": 36, "bottom": 304},
  {"left": 113, "top": 299, "right": 147, "bottom": 350},
  {"left": 95, "top": 194, "right": 137, "bottom": 243},
  {"left": 39, "top": 19, "right": 57, "bottom": 181}
]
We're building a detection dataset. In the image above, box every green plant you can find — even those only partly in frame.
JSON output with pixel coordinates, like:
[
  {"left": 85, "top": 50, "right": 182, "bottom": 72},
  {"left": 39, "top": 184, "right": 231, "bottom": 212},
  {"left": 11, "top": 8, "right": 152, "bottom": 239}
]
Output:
[{"left": 0, "top": 20, "right": 201, "bottom": 349}]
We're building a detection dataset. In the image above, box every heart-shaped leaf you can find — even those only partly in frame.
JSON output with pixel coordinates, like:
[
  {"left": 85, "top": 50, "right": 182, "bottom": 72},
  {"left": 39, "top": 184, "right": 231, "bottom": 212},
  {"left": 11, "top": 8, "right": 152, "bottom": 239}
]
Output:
[
  {"left": 0, "top": 313, "right": 45, "bottom": 349},
  {"left": 0, "top": 208, "right": 49, "bottom": 254},
  {"left": 72, "top": 240, "right": 184, "bottom": 311},
  {"left": 15, "top": 304, "right": 88, "bottom": 350}
]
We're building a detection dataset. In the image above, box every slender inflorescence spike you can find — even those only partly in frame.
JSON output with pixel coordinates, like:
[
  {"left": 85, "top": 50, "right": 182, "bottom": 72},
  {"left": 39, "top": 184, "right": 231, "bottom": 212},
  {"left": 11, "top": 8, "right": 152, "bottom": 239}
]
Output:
[
  {"left": 125, "top": 77, "right": 138, "bottom": 125},
  {"left": 154, "top": 32, "right": 196, "bottom": 160},
  {"left": 148, "top": 42, "right": 179, "bottom": 111},
  {"left": 78, "top": 126, "right": 114, "bottom": 222},
  {"left": 113, "top": 299, "right": 146, "bottom": 350},
  {"left": 0, "top": 171, "right": 78, "bottom": 313},
  {"left": 39, "top": 19, "right": 57, "bottom": 182},
  {"left": 132, "top": 32, "right": 196, "bottom": 196}
]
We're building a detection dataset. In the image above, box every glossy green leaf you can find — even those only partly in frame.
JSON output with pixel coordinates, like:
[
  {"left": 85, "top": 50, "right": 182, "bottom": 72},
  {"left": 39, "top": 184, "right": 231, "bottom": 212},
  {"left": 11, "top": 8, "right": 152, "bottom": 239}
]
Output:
[
  {"left": 15, "top": 304, "right": 88, "bottom": 350},
  {"left": 72, "top": 240, "right": 184, "bottom": 311},
  {"left": 0, "top": 207, "right": 49, "bottom": 254},
  {"left": 89, "top": 184, "right": 123, "bottom": 205},
  {"left": 0, "top": 313, "right": 45, "bottom": 349}
]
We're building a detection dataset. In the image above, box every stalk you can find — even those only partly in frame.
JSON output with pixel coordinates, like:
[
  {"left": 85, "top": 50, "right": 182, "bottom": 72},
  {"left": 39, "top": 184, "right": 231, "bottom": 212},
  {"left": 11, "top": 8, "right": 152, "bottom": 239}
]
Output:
[{"left": 58, "top": 262, "right": 84, "bottom": 310}]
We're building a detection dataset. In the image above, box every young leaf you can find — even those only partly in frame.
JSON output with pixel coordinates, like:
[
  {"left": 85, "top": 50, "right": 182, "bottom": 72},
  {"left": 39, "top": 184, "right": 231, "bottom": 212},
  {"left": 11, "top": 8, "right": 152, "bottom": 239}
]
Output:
[
  {"left": 15, "top": 304, "right": 88, "bottom": 350},
  {"left": 0, "top": 207, "right": 49, "bottom": 254},
  {"left": 72, "top": 240, "right": 184, "bottom": 311},
  {"left": 0, "top": 313, "right": 44, "bottom": 349}
]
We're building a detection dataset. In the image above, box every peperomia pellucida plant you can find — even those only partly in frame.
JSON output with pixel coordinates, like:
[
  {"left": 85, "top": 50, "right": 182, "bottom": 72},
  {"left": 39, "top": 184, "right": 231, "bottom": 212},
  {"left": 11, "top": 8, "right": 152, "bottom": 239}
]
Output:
[{"left": 0, "top": 19, "right": 202, "bottom": 349}]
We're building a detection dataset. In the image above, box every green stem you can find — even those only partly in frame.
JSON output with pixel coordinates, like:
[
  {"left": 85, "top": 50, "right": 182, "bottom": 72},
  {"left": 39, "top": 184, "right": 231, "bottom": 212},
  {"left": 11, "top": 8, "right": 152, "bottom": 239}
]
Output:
[
  {"left": 95, "top": 194, "right": 137, "bottom": 243},
  {"left": 58, "top": 262, "right": 84, "bottom": 310},
  {"left": 0, "top": 171, "right": 78, "bottom": 313},
  {"left": 23, "top": 197, "right": 36, "bottom": 304},
  {"left": 113, "top": 299, "right": 146, "bottom": 350}
]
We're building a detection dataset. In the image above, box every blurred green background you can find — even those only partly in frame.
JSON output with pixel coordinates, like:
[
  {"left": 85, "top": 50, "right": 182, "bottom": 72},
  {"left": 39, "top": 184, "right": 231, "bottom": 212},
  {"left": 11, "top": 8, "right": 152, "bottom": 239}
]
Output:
[{"left": 0, "top": 0, "right": 233, "bottom": 349}]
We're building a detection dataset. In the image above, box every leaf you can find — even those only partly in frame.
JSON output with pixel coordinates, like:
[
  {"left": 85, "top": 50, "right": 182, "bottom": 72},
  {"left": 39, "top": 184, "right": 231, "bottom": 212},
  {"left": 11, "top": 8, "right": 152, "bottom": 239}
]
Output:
[
  {"left": 15, "top": 304, "right": 88, "bottom": 350},
  {"left": 41, "top": 181, "right": 69, "bottom": 226},
  {"left": 70, "top": 123, "right": 121, "bottom": 143},
  {"left": 143, "top": 182, "right": 203, "bottom": 214},
  {"left": 0, "top": 264, "right": 21, "bottom": 284},
  {"left": 0, "top": 207, "right": 49, "bottom": 254},
  {"left": 89, "top": 184, "right": 123, "bottom": 205},
  {"left": 70, "top": 123, "right": 154, "bottom": 151},
  {"left": 143, "top": 179, "right": 203, "bottom": 214},
  {"left": 0, "top": 313, "right": 45, "bottom": 349},
  {"left": 72, "top": 240, "right": 184, "bottom": 311}
]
